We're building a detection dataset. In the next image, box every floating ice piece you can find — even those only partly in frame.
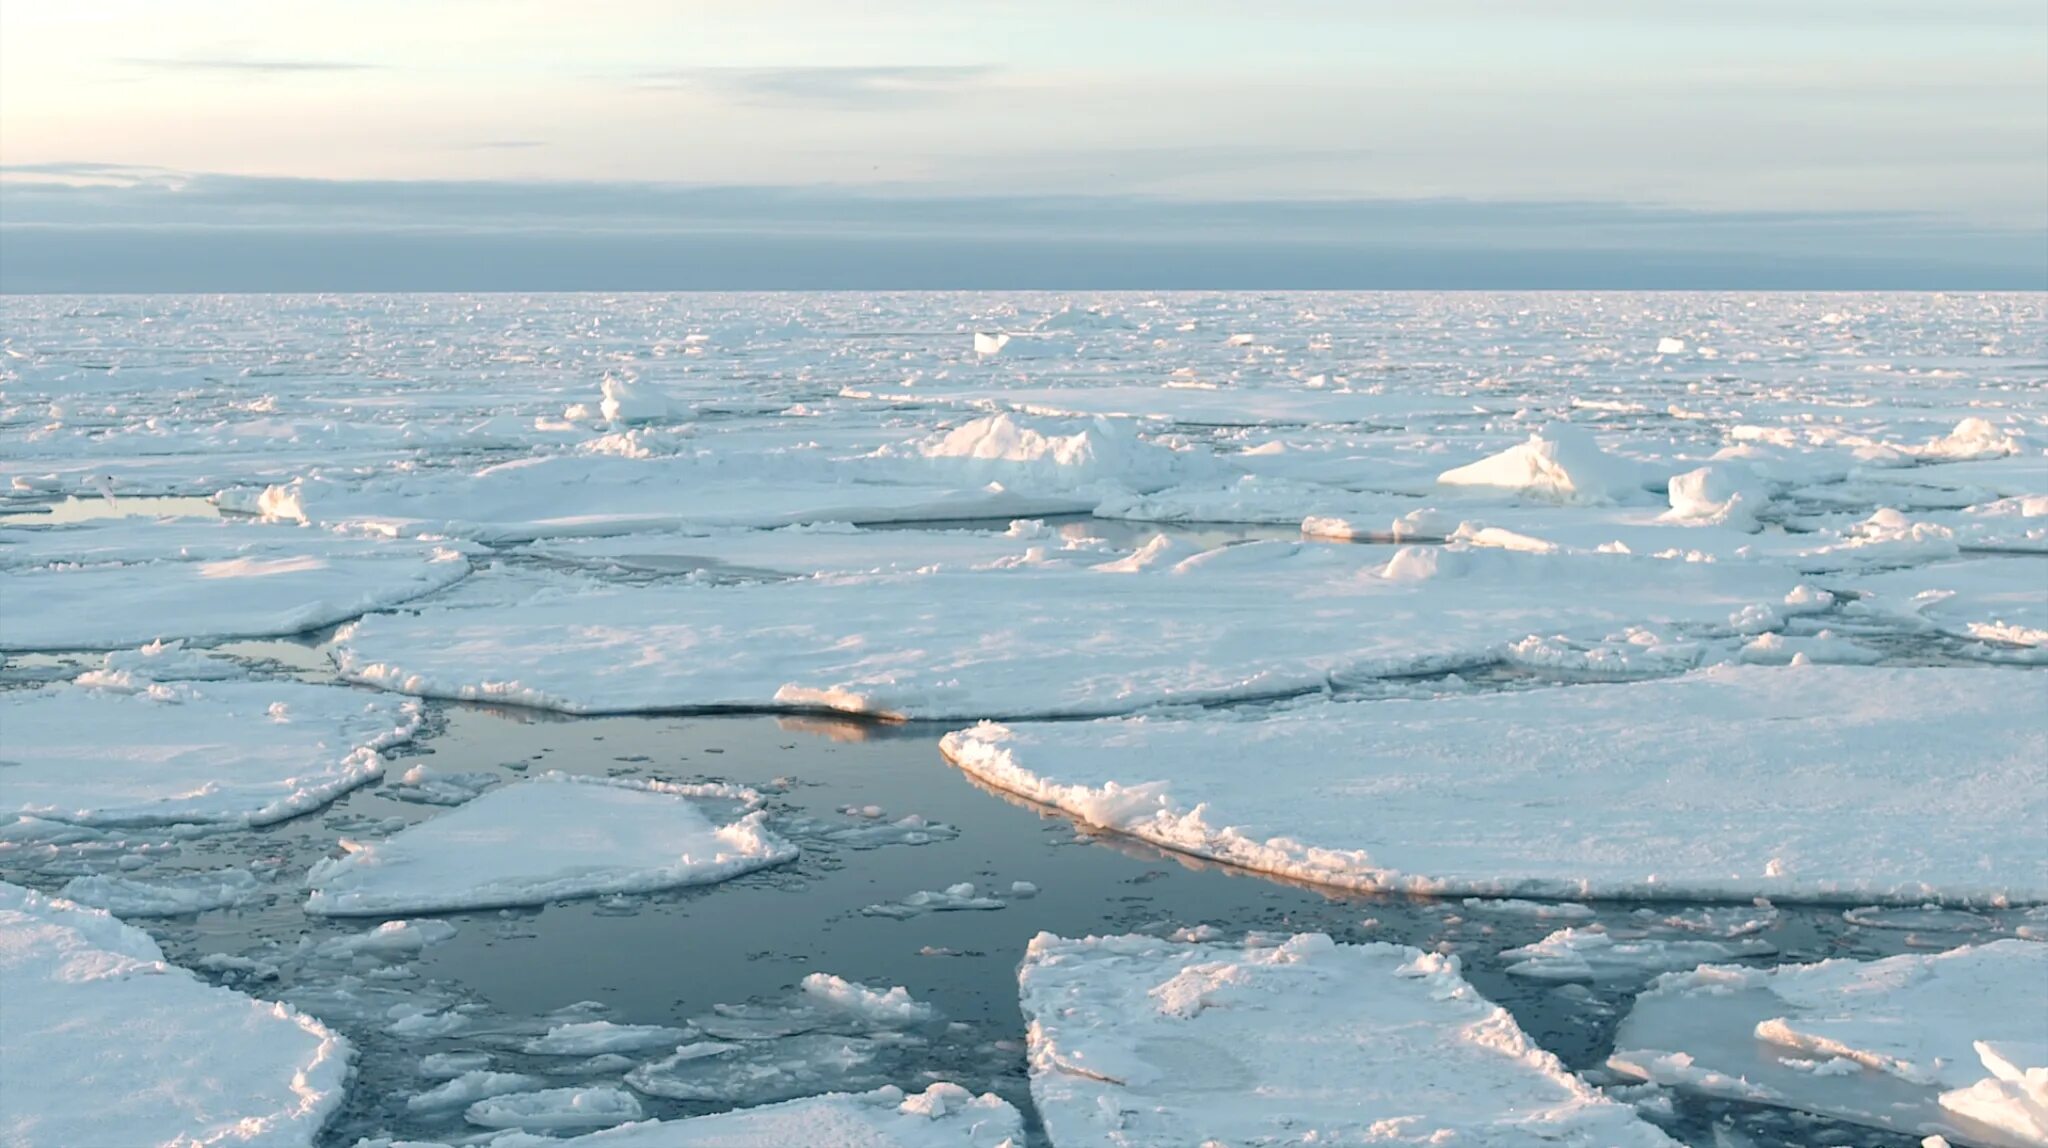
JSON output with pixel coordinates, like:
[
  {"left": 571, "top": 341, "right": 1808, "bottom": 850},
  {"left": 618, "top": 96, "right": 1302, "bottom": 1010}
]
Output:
[
  {"left": 532, "top": 519, "right": 1100, "bottom": 580},
  {"left": 0, "top": 882, "right": 350, "bottom": 1147},
  {"left": 333, "top": 542, "right": 1799, "bottom": 719},
  {"left": 304, "top": 772, "right": 795, "bottom": 916},
  {"left": 941, "top": 665, "right": 2048, "bottom": 905},
  {"left": 0, "top": 521, "right": 469, "bottom": 651},
  {"left": 488, "top": 1083, "right": 1022, "bottom": 1147},
  {"left": 1503, "top": 627, "right": 1702, "bottom": 680},
  {"left": 2, "top": 680, "right": 419, "bottom": 829},
  {"left": 1018, "top": 931, "right": 1676, "bottom": 1146},
  {"left": 384, "top": 764, "right": 501, "bottom": 806},
  {"left": 1501, "top": 926, "right": 1775, "bottom": 983},
  {"left": 522, "top": 1020, "right": 691, "bottom": 1056},
  {"left": 58, "top": 867, "right": 262, "bottom": 916},
  {"left": 1842, "top": 905, "right": 1997, "bottom": 933},
  {"left": 1611, "top": 941, "right": 2048, "bottom": 1147},
  {"left": 1851, "top": 557, "right": 2048, "bottom": 650},
  {"left": 311, "top": 918, "right": 457, "bottom": 961},
  {"left": 465, "top": 1085, "right": 643, "bottom": 1131},
  {"left": 1657, "top": 336, "right": 1688, "bottom": 354},
  {"left": 1437, "top": 423, "right": 1659, "bottom": 505},
  {"left": 800, "top": 974, "right": 940, "bottom": 1025},
  {"left": 86, "top": 639, "right": 247, "bottom": 683},
  {"left": 972, "top": 331, "right": 1010, "bottom": 356},
  {"left": 1738, "top": 630, "right": 1883, "bottom": 665},
  {"left": 407, "top": 1070, "right": 544, "bottom": 1112},
  {"left": 862, "top": 883, "right": 1005, "bottom": 919},
  {"left": 1462, "top": 897, "right": 1598, "bottom": 921}
]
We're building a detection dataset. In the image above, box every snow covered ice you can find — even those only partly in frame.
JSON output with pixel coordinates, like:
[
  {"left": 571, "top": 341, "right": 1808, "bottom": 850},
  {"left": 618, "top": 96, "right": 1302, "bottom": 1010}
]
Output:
[
  {"left": 944, "top": 664, "right": 2047, "bottom": 905},
  {"left": 2, "top": 290, "right": 2045, "bottom": 1148},
  {"left": 1610, "top": 941, "right": 2048, "bottom": 1146},
  {"left": 304, "top": 772, "right": 796, "bottom": 915},
  {"left": 0, "top": 882, "right": 351, "bottom": 1147},
  {"left": 1017, "top": 931, "right": 1677, "bottom": 1146}
]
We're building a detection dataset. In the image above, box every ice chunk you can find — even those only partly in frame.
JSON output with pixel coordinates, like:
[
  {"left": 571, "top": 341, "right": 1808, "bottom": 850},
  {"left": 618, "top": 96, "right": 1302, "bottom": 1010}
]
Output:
[
  {"left": 1501, "top": 926, "right": 1774, "bottom": 983},
  {"left": 464, "top": 1085, "right": 643, "bottom": 1131},
  {"left": 0, "top": 882, "right": 349, "bottom": 1147},
  {"left": 304, "top": 772, "right": 795, "bottom": 915},
  {"left": 58, "top": 867, "right": 262, "bottom": 916},
  {"left": 2, "top": 680, "right": 418, "bottom": 829},
  {"left": 1942, "top": 1041, "right": 2048, "bottom": 1144},
  {"left": 406, "top": 1069, "right": 544, "bottom": 1112},
  {"left": 522, "top": 1020, "right": 692, "bottom": 1055},
  {"left": 1664, "top": 461, "right": 1770, "bottom": 529},
  {"left": 1611, "top": 941, "right": 2048, "bottom": 1146},
  {"left": 312, "top": 919, "right": 457, "bottom": 961},
  {"left": 1018, "top": 931, "right": 1675, "bottom": 1146},
  {"left": 800, "top": 974, "right": 940, "bottom": 1025},
  {"left": 599, "top": 375, "right": 684, "bottom": 424},
  {"left": 1657, "top": 336, "right": 1688, "bottom": 354},
  {"left": 941, "top": 665, "right": 2048, "bottom": 905},
  {"left": 862, "top": 883, "right": 1005, "bottom": 919},
  {"left": 1437, "top": 423, "right": 1658, "bottom": 504},
  {"left": 1462, "top": 897, "right": 1598, "bottom": 921}
]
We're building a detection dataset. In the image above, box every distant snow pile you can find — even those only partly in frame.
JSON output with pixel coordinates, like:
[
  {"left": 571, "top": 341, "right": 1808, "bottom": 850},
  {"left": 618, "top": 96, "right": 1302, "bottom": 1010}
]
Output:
[
  {"left": 1663, "top": 461, "right": 1771, "bottom": 530},
  {"left": 597, "top": 374, "right": 687, "bottom": 425},
  {"left": 891, "top": 413, "right": 1192, "bottom": 493},
  {"left": 1438, "top": 423, "right": 1656, "bottom": 504}
]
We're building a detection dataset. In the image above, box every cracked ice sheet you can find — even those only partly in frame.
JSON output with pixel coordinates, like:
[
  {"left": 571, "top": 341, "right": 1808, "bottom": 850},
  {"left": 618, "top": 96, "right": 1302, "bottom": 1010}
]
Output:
[
  {"left": 226, "top": 412, "right": 1200, "bottom": 542},
  {"left": 330, "top": 541, "right": 1804, "bottom": 720},
  {"left": 1017, "top": 932, "right": 1676, "bottom": 1148},
  {"left": 1610, "top": 941, "right": 2048, "bottom": 1148},
  {"left": 1, "top": 679, "right": 420, "bottom": 830},
  {"left": 0, "top": 520, "right": 469, "bottom": 651},
  {"left": 941, "top": 664, "right": 2048, "bottom": 905},
  {"left": 0, "top": 883, "right": 351, "bottom": 1148},
  {"left": 1849, "top": 557, "right": 2048, "bottom": 650},
  {"left": 303, "top": 772, "right": 796, "bottom": 916},
  {"left": 526, "top": 519, "right": 1114, "bottom": 579},
  {"left": 372, "top": 1083, "right": 1024, "bottom": 1148}
]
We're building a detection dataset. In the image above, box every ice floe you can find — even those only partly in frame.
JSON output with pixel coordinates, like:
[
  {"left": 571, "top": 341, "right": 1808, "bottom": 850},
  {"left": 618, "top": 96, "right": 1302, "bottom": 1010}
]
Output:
[
  {"left": 1017, "top": 931, "right": 1675, "bottom": 1146},
  {"left": 943, "top": 665, "right": 2048, "bottom": 904},
  {"left": 57, "top": 867, "right": 263, "bottom": 916},
  {"left": 0, "top": 519, "right": 469, "bottom": 650},
  {"left": 304, "top": 772, "right": 796, "bottom": 915},
  {"left": 1611, "top": 940, "right": 2048, "bottom": 1146},
  {"left": 2, "top": 679, "right": 419, "bottom": 831},
  {"left": 332, "top": 542, "right": 1802, "bottom": 719},
  {"left": 0, "top": 882, "right": 350, "bottom": 1147},
  {"left": 439, "top": 1083, "right": 1023, "bottom": 1147}
]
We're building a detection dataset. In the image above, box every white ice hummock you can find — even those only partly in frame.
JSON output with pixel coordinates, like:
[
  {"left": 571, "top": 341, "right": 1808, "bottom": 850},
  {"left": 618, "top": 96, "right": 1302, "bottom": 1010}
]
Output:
[
  {"left": 1017, "top": 931, "right": 1675, "bottom": 1147},
  {"left": 942, "top": 665, "right": 2048, "bottom": 905},
  {"left": 0, "top": 882, "right": 350, "bottom": 1147},
  {"left": 3, "top": 679, "right": 419, "bottom": 829},
  {"left": 304, "top": 772, "right": 796, "bottom": 915}
]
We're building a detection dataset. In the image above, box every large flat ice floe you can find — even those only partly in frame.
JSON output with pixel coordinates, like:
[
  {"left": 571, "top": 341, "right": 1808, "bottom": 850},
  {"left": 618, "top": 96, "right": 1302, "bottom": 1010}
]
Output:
[
  {"left": 304, "top": 772, "right": 796, "bottom": 915},
  {"left": 1610, "top": 940, "right": 2048, "bottom": 1147},
  {"left": 942, "top": 665, "right": 2048, "bottom": 904},
  {"left": 332, "top": 542, "right": 1804, "bottom": 719},
  {"left": 0, "top": 518, "right": 469, "bottom": 650},
  {"left": 2, "top": 678, "right": 420, "bottom": 830},
  {"left": 0, "top": 882, "right": 350, "bottom": 1147},
  {"left": 371, "top": 1083, "right": 1023, "bottom": 1147},
  {"left": 1016, "top": 931, "right": 1676, "bottom": 1147}
]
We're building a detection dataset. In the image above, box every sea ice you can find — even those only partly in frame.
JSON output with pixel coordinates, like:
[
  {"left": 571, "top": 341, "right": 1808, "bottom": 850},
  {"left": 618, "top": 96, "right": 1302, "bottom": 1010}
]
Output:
[
  {"left": 304, "top": 772, "right": 796, "bottom": 915},
  {"left": 2, "top": 679, "right": 419, "bottom": 830},
  {"left": 0, "top": 520, "right": 469, "bottom": 650},
  {"left": 1611, "top": 941, "right": 2048, "bottom": 1146},
  {"left": 1851, "top": 557, "right": 2048, "bottom": 650},
  {"left": 332, "top": 541, "right": 1801, "bottom": 719},
  {"left": 460, "top": 1083, "right": 1023, "bottom": 1147},
  {"left": 522, "top": 1020, "right": 692, "bottom": 1055},
  {"left": 1436, "top": 422, "right": 1659, "bottom": 505},
  {"left": 463, "top": 1086, "right": 644, "bottom": 1131},
  {"left": 942, "top": 665, "right": 2048, "bottom": 904},
  {"left": 1500, "top": 926, "right": 1775, "bottom": 983},
  {"left": 58, "top": 867, "right": 263, "bottom": 916},
  {"left": 1017, "top": 931, "right": 1675, "bottom": 1146},
  {"left": 0, "top": 882, "right": 350, "bottom": 1147}
]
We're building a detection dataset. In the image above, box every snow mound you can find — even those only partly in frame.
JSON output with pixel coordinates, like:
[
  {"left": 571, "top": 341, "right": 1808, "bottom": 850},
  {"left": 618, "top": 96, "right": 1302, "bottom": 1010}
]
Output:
[
  {"left": 1664, "top": 461, "right": 1770, "bottom": 530},
  {"left": 1437, "top": 423, "right": 1657, "bottom": 504},
  {"left": 598, "top": 375, "right": 685, "bottom": 424},
  {"left": 0, "top": 882, "right": 350, "bottom": 1147},
  {"left": 305, "top": 772, "right": 795, "bottom": 916},
  {"left": 892, "top": 413, "right": 1190, "bottom": 493},
  {"left": 1019, "top": 931, "right": 1676, "bottom": 1146},
  {"left": 941, "top": 666, "right": 2048, "bottom": 905}
]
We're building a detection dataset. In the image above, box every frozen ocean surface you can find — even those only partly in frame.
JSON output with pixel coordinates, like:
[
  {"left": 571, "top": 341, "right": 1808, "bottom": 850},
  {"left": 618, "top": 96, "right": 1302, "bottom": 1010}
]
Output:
[{"left": 1, "top": 291, "right": 2044, "bottom": 1148}]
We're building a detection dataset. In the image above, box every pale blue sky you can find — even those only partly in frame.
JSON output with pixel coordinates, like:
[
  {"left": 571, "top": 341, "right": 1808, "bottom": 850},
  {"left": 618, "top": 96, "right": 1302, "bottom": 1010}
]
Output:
[{"left": 3, "top": 1, "right": 2044, "bottom": 288}]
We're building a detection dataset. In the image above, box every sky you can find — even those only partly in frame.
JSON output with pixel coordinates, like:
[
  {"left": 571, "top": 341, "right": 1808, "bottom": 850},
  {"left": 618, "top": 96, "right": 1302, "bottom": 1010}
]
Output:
[{"left": 2, "top": 0, "right": 2044, "bottom": 290}]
